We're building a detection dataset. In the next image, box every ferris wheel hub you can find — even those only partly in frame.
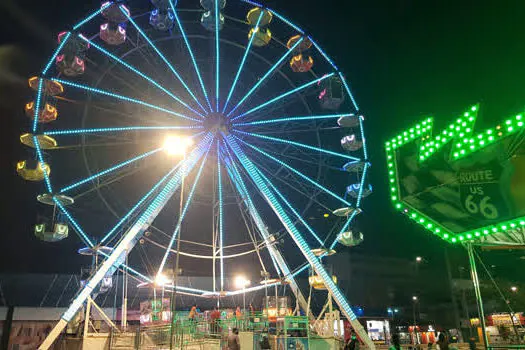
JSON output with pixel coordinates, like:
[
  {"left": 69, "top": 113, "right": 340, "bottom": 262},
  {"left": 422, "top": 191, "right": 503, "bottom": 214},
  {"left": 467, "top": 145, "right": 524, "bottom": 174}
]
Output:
[{"left": 204, "top": 112, "right": 231, "bottom": 135}]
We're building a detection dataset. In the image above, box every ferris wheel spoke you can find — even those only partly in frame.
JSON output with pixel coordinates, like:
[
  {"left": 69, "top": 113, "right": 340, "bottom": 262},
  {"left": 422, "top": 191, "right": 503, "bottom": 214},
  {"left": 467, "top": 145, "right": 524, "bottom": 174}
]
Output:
[
  {"left": 248, "top": 155, "right": 332, "bottom": 214},
  {"left": 45, "top": 125, "right": 202, "bottom": 136},
  {"left": 80, "top": 35, "right": 204, "bottom": 119},
  {"left": 99, "top": 160, "right": 184, "bottom": 245},
  {"left": 231, "top": 73, "right": 335, "bottom": 122},
  {"left": 220, "top": 144, "right": 283, "bottom": 277},
  {"left": 157, "top": 141, "right": 213, "bottom": 278},
  {"left": 171, "top": 1, "right": 213, "bottom": 112},
  {"left": 122, "top": 7, "right": 207, "bottom": 115},
  {"left": 221, "top": 10, "right": 264, "bottom": 114},
  {"left": 254, "top": 166, "right": 324, "bottom": 246},
  {"left": 233, "top": 113, "right": 353, "bottom": 127},
  {"left": 72, "top": 166, "right": 142, "bottom": 201},
  {"left": 226, "top": 38, "right": 305, "bottom": 118},
  {"left": 234, "top": 131, "right": 360, "bottom": 162},
  {"left": 215, "top": 0, "right": 220, "bottom": 112},
  {"left": 52, "top": 78, "right": 200, "bottom": 122},
  {"left": 217, "top": 142, "right": 225, "bottom": 291},
  {"left": 238, "top": 138, "right": 352, "bottom": 206},
  {"left": 72, "top": 2, "right": 111, "bottom": 30},
  {"left": 60, "top": 148, "right": 162, "bottom": 193}
]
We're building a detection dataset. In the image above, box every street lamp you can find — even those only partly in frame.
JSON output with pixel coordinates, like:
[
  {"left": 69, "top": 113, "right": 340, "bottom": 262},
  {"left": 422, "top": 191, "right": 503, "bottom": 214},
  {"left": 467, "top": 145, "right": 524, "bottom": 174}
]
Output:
[
  {"left": 511, "top": 286, "right": 518, "bottom": 292},
  {"left": 235, "top": 275, "right": 251, "bottom": 313},
  {"left": 412, "top": 296, "right": 419, "bottom": 345},
  {"left": 163, "top": 135, "right": 193, "bottom": 156},
  {"left": 155, "top": 273, "right": 171, "bottom": 286},
  {"left": 416, "top": 256, "right": 422, "bottom": 263}
]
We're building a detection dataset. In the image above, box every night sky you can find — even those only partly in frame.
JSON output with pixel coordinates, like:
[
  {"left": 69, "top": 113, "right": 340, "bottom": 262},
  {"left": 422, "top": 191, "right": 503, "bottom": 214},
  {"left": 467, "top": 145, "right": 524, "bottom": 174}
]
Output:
[{"left": 1, "top": 0, "right": 525, "bottom": 277}]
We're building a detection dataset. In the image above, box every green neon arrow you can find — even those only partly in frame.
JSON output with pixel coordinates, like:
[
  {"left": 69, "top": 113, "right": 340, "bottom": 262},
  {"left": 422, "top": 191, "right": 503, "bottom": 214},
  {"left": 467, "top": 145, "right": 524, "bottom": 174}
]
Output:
[{"left": 385, "top": 105, "right": 525, "bottom": 244}]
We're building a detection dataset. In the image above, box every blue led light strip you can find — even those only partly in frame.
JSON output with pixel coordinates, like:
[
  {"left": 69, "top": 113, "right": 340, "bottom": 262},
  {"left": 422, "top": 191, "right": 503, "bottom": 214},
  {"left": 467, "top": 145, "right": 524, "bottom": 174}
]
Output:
[
  {"left": 235, "top": 130, "right": 360, "bottom": 161},
  {"left": 32, "top": 136, "right": 52, "bottom": 193},
  {"left": 238, "top": 138, "right": 351, "bottom": 206},
  {"left": 233, "top": 113, "right": 352, "bottom": 127},
  {"left": 217, "top": 142, "right": 224, "bottom": 291},
  {"left": 122, "top": 9, "right": 207, "bottom": 115},
  {"left": 45, "top": 125, "right": 201, "bottom": 136},
  {"left": 239, "top": 0, "right": 263, "bottom": 8},
  {"left": 52, "top": 78, "right": 200, "bottom": 121},
  {"left": 73, "top": 2, "right": 111, "bottom": 30},
  {"left": 226, "top": 38, "right": 305, "bottom": 118},
  {"left": 358, "top": 115, "right": 369, "bottom": 160},
  {"left": 355, "top": 162, "right": 369, "bottom": 208},
  {"left": 157, "top": 141, "right": 213, "bottom": 276},
  {"left": 60, "top": 148, "right": 162, "bottom": 193},
  {"left": 231, "top": 73, "right": 335, "bottom": 122},
  {"left": 171, "top": 0, "right": 213, "bottom": 112},
  {"left": 100, "top": 162, "right": 183, "bottom": 244},
  {"left": 215, "top": 0, "right": 220, "bottom": 112},
  {"left": 58, "top": 134, "right": 213, "bottom": 323},
  {"left": 81, "top": 35, "right": 204, "bottom": 119},
  {"left": 239, "top": 0, "right": 304, "bottom": 34},
  {"left": 308, "top": 36, "right": 338, "bottom": 71},
  {"left": 222, "top": 11, "right": 264, "bottom": 114},
  {"left": 255, "top": 167, "right": 324, "bottom": 246},
  {"left": 226, "top": 136, "right": 373, "bottom": 339},
  {"left": 32, "top": 79, "right": 44, "bottom": 133},
  {"left": 54, "top": 198, "right": 95, "bottom": 248},
  {"left": 42, "top": 32, "right": 71, "bottom": 75},
  {"left": 339, "top": 72, "right": 359, "bottom": 112}
]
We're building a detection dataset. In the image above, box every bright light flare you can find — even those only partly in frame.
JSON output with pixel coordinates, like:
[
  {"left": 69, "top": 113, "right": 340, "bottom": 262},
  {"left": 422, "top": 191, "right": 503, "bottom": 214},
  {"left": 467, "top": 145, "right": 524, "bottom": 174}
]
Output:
[
  {"left": 163, "top": 135, "right": 193, "bottom": 156},
  {"left": 511, "top": 286, "right": 518, "bottom": 292},
  {"left": 155, "top": 273, "right": 172, "bottom": 286},
  {"left": 234, "top": 275, "right": 251, "bottom": 289}
]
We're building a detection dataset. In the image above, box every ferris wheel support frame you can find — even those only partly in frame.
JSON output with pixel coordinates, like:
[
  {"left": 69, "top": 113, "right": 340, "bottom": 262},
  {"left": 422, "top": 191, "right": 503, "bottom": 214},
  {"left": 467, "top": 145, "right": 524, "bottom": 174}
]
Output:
[
  {"left": 222, "top": 146, "right": 313, "bottom": 320},
  {"left": 225, "top": 135, "right": 375, "bottom": 349},
  {"left": 38, "top": 134, "right": 213, "bottom": 350}
]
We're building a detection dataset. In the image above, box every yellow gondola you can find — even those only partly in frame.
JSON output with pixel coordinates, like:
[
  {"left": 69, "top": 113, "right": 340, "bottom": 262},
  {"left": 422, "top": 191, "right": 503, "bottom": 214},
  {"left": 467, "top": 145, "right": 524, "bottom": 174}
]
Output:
[
  {"left": 308, "top": 274, "right": 338, "bottom": 290},
  {"left": 248, "top": 27, "right": 272, "bottom": 47},
  {"left": 20, "top": 133, "right": 58, "bottom": 150},
  {"left": 28, "top": 76, "right": 64, "bottom": 96},
  {"left": 16, "top": 160, "right": 51, "bottom": 181},
  {"left": 246, "top": 7, "right": 272, "bottom": 27}
]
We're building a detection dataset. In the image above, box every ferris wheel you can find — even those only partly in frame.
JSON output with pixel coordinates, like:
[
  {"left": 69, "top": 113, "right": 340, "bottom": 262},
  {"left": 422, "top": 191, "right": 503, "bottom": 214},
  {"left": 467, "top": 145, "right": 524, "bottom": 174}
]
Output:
[{"left": 19, "top": 0, "right": 373, "bottom": 347}]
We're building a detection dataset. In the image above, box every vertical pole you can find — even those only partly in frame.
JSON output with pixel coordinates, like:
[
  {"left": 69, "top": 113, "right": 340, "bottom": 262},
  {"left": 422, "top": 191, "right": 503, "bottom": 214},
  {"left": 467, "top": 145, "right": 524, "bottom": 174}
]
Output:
[
  {"left": 412, "top": 300, "right": 417, "bottom": 345},
  {"left": 466, "top": 243, "right": 489, "bottom": 350},
  {"left": 84, "top": 298, "right": 91, "bottom": 337},
  {"left": 122, "top": 252, "right": 128, "bottom": 331},
  {"left": 170, "top": 154, "right": 186, "bottom": 350},
  {"left": 444, "top": 247, "right": 463, "bottom": 342}
]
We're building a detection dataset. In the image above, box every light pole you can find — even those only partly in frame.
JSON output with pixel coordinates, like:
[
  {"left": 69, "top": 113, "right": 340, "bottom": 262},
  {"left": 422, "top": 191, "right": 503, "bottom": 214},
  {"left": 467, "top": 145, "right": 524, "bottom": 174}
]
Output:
[
  {"left": 235, "top": 275, "right": 251, "bottom": 314},
  {"left": 163, "top": 135, "right": 193, "bottom": 350},
  {"left": 412, "top": 296, "right": 418, "bottom": 345}
]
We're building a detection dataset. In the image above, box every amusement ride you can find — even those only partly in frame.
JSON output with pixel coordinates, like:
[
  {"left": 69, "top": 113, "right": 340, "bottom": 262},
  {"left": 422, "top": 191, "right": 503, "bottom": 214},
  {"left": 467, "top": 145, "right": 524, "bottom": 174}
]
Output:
[{"left": 19, "top": 0, "right": 373, "bottom": 348}]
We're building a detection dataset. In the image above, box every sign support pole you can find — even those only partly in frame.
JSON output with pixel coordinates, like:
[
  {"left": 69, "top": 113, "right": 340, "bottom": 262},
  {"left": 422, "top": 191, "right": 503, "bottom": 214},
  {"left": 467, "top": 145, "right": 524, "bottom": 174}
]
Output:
[{"left": 466, "top": 243, "right": 489, "bottom": 350}]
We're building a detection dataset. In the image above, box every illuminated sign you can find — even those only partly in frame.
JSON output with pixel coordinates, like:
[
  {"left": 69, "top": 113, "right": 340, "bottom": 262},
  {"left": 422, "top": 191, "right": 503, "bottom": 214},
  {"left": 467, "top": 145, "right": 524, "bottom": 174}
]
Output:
[{"left": 385, "top": 105, "right": 525, "bottom": 243}]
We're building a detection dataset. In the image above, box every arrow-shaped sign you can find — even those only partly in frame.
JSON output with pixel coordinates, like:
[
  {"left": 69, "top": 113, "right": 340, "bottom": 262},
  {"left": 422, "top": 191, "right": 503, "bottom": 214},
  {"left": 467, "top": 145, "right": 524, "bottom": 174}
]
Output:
[{"left": 385, "top": 104, "right": 525, "bottom": 244}]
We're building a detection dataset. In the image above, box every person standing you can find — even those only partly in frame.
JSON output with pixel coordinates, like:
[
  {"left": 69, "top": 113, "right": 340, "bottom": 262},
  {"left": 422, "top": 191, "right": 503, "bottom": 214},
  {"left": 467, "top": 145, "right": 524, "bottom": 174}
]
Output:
[
  {"left": 389, "top": 333, "right": 401, "bottom": 350},
  {"left": 227, "top": 327, "right": 241, "bottom": 350},
  {"left": 436, "top": 333, "right": 449, "bottom": 350}
]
